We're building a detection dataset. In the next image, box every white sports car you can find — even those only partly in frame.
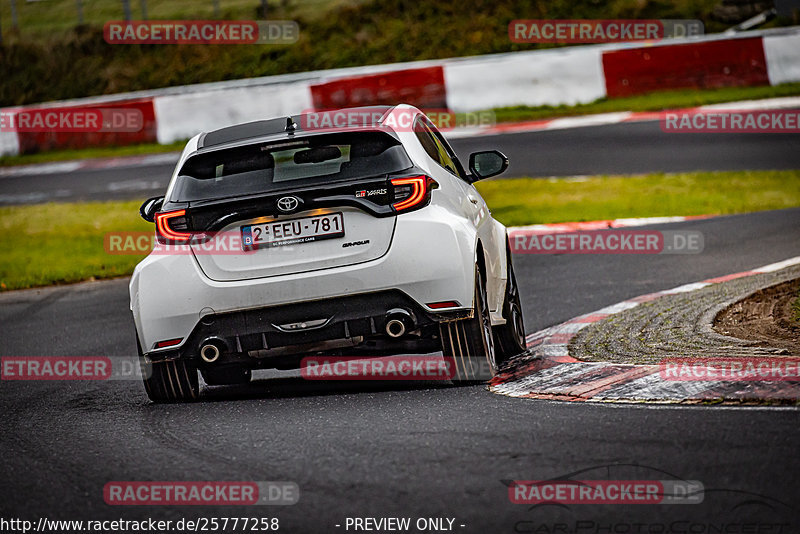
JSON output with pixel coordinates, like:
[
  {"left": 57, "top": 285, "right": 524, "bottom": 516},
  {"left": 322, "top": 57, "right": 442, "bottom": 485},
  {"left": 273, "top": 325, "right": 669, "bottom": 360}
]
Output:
[{"left": 130, "top": 105, "right": 526, "bottom": 401}]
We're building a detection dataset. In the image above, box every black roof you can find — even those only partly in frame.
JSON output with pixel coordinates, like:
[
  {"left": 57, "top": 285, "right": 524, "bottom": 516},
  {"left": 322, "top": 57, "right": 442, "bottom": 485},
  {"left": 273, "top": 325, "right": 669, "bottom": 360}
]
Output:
[{"left": 198, "top": 106, "right": 396, "bottom": 149}]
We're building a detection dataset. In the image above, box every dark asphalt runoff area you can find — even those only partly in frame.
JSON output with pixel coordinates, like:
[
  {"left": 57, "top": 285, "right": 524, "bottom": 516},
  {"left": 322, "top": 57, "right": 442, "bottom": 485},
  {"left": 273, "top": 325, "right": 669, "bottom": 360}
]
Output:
[
  {"left": 2, "top": 120, "right": 800, "bottom": 205},
  {"left": 1, "top": 208, "right": 799, "bottom": 531}
]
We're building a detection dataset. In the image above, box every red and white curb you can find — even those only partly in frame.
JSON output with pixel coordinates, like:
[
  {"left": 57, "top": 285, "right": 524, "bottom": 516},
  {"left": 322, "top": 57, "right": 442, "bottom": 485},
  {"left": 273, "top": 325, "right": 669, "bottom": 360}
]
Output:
[
  {"left": 489, "top": 255, "right": 800, "bottom": 403},
  {"left": 507, "top": 215, "right": 711, "bottom": 235},
  {"left": 0, "top": 152, "right": 180, "bottom": 178},
  {"left": 447, "top": 96, "right": 800, "bottom": 139}
]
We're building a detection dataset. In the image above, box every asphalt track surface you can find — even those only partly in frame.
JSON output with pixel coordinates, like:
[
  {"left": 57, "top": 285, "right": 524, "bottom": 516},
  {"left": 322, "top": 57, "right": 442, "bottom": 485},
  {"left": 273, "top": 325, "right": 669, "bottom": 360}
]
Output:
[
  {"left": 2, "top": 120, "right": 800, "bottom": 205},
  {"left": 1, "top": 208, "right": 799, "bottom": 531}
]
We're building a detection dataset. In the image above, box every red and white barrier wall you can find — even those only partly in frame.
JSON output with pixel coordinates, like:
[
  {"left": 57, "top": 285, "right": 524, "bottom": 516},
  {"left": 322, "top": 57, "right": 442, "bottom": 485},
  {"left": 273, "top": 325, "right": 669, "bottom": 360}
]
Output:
[
  {"left": 2, "top": 27, "right": 799, "bottom": 156},
  {"left": 443, "top": 46, "right": 607, "bottom": 111},
  {"left": 602, "top": 37, "right": 769, "bottom": 97},
  {"left": 0, "top": 98, "right": 159, "bottom": 157},
  {"left": 764, "top": 31, "right": 800, "bottom": 84},
  {"left": 153, "top": 80, "right": 313, "bottom": 144}
]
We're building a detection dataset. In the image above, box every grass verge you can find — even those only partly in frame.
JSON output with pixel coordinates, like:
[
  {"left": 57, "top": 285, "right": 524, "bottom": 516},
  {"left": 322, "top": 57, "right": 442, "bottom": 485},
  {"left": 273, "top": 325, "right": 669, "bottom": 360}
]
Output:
[
  {"left": 489, "top": 83, "right": 800, "bottom": 124},
  {"left": 1, "top": 169, "right": 799, "bottom": 291},
  {"left": 475, "top": 170, "right": 800, "bottom": 226},
  {"left": 0, "top": 140, "right": 185, "bottom": 168},
  {"left": 0, "top": 200, "right": 151, "bottom": 291}
]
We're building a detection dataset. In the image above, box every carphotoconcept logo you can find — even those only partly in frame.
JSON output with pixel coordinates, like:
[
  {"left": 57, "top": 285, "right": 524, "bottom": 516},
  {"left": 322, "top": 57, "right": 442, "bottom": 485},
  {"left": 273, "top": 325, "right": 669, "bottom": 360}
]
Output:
[
  {"left": 103, "top": 20, "right": 299, "bottom": 44},
  {"left": 510, "top": 230, "right": 703, "bottom": 254},
  {"left": 509, "top": 19, "right": 703, "bottom": 43},
  {"left": 507, "top": 464, "right": 796, "bottom": 532}
]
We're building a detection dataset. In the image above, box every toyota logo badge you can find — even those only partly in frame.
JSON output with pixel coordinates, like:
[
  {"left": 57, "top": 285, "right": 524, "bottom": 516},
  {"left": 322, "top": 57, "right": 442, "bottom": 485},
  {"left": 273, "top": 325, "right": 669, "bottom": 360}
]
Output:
[{"left": 277, "top": 196, "right": 300, "bottom": 213}]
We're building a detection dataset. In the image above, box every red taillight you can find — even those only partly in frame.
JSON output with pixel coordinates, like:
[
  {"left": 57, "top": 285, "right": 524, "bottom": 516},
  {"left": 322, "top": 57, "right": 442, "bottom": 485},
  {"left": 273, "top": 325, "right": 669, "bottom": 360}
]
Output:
[
  {"left": 155, "top": 338, "right": 182, "bottom": 349},
  {"left": 391, "top": 175, "right": 436, "bottom": 213},
  {"left": 155, "top": 209, "right": 191, "bottom": 243},
  {"left": 427, "top": 301, "right": 461, "bottom": 309}
]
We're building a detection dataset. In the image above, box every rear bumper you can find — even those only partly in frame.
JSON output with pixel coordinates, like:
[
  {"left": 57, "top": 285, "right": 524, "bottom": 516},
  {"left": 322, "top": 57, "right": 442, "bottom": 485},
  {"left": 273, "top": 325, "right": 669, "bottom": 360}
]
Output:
[
  {"left": 131, "top": 205, "right": 478, "bottom": 357},
  {"left": 147, "top": 289, "right": 471, "bottom": 366}
]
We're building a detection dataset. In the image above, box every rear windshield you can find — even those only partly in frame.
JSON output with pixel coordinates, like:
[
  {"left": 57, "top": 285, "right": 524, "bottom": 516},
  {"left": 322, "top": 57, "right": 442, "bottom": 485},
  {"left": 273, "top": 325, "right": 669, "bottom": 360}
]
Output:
[{"left": 170, "top": 131, "right": 412, "bottom": 202}]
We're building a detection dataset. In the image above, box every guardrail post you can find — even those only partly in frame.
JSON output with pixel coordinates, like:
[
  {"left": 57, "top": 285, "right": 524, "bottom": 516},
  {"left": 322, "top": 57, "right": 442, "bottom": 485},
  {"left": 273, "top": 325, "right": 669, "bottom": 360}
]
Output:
[
  {"left": 10, "top": 0, "right": 19, "bottom": 29},
  {"left": 121, "top": 0, "right": 132, "bottom": 21}
]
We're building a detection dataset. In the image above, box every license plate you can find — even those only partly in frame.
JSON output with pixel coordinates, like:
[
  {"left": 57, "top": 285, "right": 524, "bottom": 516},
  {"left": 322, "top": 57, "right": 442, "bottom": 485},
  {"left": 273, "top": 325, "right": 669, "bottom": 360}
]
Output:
[{"left": 241, "top": 212, "right": 344, "bottom": 250}]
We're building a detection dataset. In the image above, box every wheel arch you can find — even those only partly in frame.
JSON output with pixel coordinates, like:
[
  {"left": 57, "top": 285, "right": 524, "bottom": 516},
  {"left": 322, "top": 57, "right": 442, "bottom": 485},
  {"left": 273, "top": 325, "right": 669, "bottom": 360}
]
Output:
[{"left": 475, "top": 239, "right": 487, "bottom": 284}]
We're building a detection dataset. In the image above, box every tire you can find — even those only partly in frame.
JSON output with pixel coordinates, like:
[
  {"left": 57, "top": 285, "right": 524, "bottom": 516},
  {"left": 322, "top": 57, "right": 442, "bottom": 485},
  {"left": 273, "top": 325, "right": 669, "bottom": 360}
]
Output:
[
  {"left": 493, "top": 251, "right": 527, "bottom": 365},
  {"left": 137, "top": 335, "right": 199, "bottom": 402},
  {"left": 201, "top": 365, "right": 252, "bottom": 386},
  {"left": 439, "top": 264, "right": 496, "bottom": 381}
]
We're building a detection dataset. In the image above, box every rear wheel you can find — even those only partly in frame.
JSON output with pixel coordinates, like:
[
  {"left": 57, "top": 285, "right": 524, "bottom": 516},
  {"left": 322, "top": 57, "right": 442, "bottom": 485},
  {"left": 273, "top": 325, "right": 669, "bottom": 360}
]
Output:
[
  {"left": 137, "top": 336, "right": 199, "bottom": 402},
  {"left": 493, "top": 252, "right": 527, "bottom": 365},
  {"left": 439, "top": 264, "right": 495, "bottom": 381}
]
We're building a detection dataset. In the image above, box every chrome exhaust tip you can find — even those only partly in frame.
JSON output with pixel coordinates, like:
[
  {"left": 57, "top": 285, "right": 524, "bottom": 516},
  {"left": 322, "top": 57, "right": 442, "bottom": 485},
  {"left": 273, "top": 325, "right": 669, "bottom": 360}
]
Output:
[
  {"left": 385, "top": 308, "right": 415, "bottom": 338},
  {"left": 385, "top": 319, "right": 406, "bottom": 338},
  {"left": 200, "top": 343, "right": 221, "bottom": 363}
]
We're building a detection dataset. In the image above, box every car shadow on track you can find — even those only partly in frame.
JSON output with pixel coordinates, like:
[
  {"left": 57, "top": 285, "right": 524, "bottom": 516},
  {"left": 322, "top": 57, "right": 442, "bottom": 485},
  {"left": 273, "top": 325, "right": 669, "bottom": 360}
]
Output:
[{"left": 195, "top": 376, "right": 481, "bottom": 403}]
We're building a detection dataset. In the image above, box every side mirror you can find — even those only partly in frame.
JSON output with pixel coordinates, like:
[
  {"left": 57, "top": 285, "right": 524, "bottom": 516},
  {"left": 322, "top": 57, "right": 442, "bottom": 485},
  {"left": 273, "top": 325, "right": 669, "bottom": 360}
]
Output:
[
  {"left": 468, "top": 150, "right": 509, "bottom": 182},
  {"left": 139, "top": 196, "right": 164, "bottom": 223}
]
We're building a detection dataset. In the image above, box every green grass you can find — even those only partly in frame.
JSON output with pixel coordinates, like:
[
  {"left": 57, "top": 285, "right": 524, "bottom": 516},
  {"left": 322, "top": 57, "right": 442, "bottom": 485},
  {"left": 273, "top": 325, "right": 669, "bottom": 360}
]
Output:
[
  {"left": 793, "top": 290, "right": 800, "bottom": 325},
  {"left": 474, "top": 170, "right": 800, "bottom": 226},
  {"left": 489, "top": 83, "right": 800, "bottom": 124},
  {"left": 0, "top": 200, "right": 152, "bottom": 290},
  {"left": 2, "top": 169, "right": 799, "bottom": 291},
  {"left": 0, "top": 0, "right": 367, "bottom": 38},
  {"left": 0, "top": 140, "right": 185, "bottom": 167}
]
